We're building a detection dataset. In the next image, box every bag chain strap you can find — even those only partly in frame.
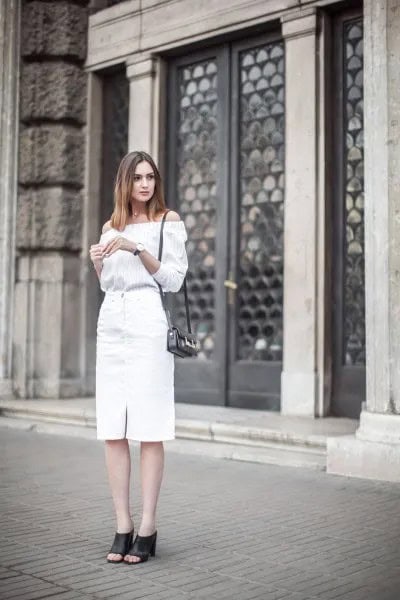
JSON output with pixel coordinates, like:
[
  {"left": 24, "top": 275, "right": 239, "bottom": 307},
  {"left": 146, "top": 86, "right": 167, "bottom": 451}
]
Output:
[{"left": 156, "top": 211, "right": 193, "bottom": 334}]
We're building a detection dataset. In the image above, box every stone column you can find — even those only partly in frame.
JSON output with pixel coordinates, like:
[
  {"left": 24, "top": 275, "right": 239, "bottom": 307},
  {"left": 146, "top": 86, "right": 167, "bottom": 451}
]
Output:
[
  {"left": 280, "top": 9, "right": 321, "bottom": 416},
  {"left": 126, "top": 54, "right": 163, "bottom": 162},
  {"left": 0, "top": 0, "right": 20, "bottom": 397},
  {"left": 13, "top": 1, "right": 88, "bottom": 398},
  {"left": 327, "top": 0, "right": 400, "bottom": 482}
]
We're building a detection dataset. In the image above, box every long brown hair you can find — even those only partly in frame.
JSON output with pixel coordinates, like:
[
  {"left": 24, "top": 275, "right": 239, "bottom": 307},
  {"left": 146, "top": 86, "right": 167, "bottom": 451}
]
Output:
[{"left": 110, "top": 151, "right": 167, "bottom": 231}]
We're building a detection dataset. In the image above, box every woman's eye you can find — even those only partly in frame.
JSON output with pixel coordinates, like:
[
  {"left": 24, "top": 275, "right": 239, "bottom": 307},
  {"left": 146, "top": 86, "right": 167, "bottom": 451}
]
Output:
[{"left": 147, "top": 175, "right": 154, "bottom": 180}]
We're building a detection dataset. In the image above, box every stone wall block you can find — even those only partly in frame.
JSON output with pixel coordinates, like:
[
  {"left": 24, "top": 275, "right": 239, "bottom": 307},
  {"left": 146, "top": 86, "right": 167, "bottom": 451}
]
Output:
[
  {"left": 19, "top": 125, "right": 84, "bottom": 186},
  {"left": 20, "top": 62, "right": 87, "bottom": 124},
  {"left": 17, "top": 188, "right": 82, "bottom": 251},
  {"left": 13, "top": 252, "right": 83, "bottom": 398},
  {"left": 61, "top": 256, "right": 82, "bottom": 379},
  {"left": 22, "top": 1, "right": 88, "bottom": 60},
  {"left": 33, "top": 274, "right": 63, "bottom": 387},
  {"left": 31, "top": 254, "right": 64, "bottom": 283},
  {"left": 12, "top": 276, "right": 30, "bottom": 398}
]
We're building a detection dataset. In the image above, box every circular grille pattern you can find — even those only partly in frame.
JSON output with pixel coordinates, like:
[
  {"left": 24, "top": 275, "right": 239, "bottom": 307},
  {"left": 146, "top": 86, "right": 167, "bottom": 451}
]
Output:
[
  {"left": 175, "top": 60, "right": 218, "bottom": 359},
  {"left": 343, "top": 19, "right": 365, "bottom": 366},
  {"left": 238, "top": 42, "right": 285, "bottom": 361}
]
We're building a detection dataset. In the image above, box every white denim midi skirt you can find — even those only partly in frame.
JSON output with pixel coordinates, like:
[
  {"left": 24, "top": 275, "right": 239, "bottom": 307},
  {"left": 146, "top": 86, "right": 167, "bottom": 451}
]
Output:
[{"left": 95, "top": 288, "right": 175, "bottom": 441}]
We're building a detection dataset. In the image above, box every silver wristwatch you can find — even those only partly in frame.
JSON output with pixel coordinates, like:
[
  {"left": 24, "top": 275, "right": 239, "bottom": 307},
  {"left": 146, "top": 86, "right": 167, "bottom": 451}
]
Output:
[{"left": 133, "top": 242, "right": 145, "bottom": 256}]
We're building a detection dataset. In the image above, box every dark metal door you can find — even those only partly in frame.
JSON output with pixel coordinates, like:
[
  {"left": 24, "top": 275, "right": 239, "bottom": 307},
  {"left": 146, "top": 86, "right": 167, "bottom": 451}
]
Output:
[
  {"left": 167, "top": 35, "right": 284, "bottom": 409},
  {"left": 101, "top": 69, "right": 129, "bottom": 228},
  {"left": 87, "top": 67, "right": 128, "bottom": 394},
  {"left": 98, "top": 68, "right": 129, "bottom": 327},
  {"left": 167, "top": 48, "right": 229, "bottom": 405},
  {"left": 227, "top": 36, "right": 284, "bottom": 409},
  {"left": 331, "top": 12, "right": 365, "bottom": 418}
]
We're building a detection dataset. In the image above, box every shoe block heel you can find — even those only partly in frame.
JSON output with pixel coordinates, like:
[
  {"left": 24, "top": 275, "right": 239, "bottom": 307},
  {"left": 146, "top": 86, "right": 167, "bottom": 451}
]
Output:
[
  {"left": 126, "top": 531, "right": 157, "bottom": 563},
  {"left": 151, "top": 536, "right": 157, "bottom": 557}
]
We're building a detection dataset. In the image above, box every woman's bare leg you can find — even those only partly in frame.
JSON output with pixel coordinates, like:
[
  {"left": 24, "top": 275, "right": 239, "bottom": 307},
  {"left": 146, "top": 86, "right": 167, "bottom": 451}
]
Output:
[
  {"left": 124, "top": 441, "right": 164, "bottom": 563},
  {"left": 105, "top": 439, "right": 133, "bottom": 561}
]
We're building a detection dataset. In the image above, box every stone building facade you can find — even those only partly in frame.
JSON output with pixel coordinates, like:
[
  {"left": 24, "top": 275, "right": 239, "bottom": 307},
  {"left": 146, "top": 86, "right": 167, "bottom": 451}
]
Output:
[{"left": 0, "top": 0, "right": 399, "bottom": 481}]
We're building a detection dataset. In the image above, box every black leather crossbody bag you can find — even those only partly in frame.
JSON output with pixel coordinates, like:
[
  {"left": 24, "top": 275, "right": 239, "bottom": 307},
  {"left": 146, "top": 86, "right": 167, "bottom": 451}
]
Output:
[{"left": 155, "top": 211, "right": 199, "bottom": 358}]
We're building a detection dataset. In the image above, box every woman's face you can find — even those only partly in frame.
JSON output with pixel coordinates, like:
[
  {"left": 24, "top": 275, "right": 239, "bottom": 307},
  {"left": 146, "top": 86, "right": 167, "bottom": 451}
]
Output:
[{"left": 131, "top": 160, "right": 156, "bottom": 205}]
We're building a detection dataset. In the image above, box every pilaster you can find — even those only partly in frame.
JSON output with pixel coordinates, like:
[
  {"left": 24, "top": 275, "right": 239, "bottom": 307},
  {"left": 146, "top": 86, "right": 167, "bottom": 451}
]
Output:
[
  {"left": 328, "top": 0, "right": 400, "bottom": 482},
  {"left": 280, "top": 8, "right": 320, "bottom": 416},
  {"left": 0, "top": 0, "right": 20, "bottom": 396},
  {"left": 82, "top": 72, "right": 103, "bottom": 395},
  {"left": 126, "top": 54, "right": 161, "bottom": 161}
]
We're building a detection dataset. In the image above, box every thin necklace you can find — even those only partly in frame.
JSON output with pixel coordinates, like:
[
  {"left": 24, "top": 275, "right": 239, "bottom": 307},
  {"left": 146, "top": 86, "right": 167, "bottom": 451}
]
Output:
[{"left": 131, "top": 205, "right": 141, "bottom": 218}]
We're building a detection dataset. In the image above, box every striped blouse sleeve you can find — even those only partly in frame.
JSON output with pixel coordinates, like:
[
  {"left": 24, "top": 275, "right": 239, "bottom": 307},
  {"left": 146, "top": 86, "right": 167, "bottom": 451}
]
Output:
[{"left": 152, "top": 221, "right": 188, "bottom": 293}]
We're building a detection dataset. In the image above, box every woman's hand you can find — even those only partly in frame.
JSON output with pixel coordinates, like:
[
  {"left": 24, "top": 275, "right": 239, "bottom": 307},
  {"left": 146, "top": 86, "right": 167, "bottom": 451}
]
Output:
[
  {"left": 101, "top": 236, "right": 135, "bottom": 258},
  {"left": 90, "top": 243, "right": 105, "bottom": 281},
  {"left": 90, "top": 243, "right": 104, "bottom": 267}
]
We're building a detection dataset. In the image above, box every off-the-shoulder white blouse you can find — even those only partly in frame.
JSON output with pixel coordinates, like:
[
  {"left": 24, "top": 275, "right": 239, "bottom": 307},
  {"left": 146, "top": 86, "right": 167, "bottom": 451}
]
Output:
[{"left": 99, "top": 220, "right": 188, "bottom": 293}]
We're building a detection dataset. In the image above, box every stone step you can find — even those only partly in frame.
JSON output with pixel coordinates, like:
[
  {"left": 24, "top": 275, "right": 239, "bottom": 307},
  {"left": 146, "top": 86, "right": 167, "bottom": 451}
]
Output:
[
  {"left": 0, "top": 398, "right": 358, "bottom": 471},
  {"left": 0, "top": 416, "right": 326, "bottom": 471}
]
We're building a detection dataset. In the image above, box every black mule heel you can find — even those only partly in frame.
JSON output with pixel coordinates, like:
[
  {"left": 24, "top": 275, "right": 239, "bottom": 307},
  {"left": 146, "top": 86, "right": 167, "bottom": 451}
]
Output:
[
  {"left": 150, "top": 535, "right": 156, "bottom": 557},
  {"left": 125, "top": 531, "right": 157, "bottom": 564},
  {"left": 107, "top": 528, "right": 134, "bottom": 563}
]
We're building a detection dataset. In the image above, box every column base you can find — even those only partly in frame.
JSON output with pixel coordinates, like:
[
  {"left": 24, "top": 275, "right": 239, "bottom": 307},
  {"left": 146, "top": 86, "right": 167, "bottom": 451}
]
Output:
[
  {"left": 327, "top": 410, "right": 400, "bottom": 482},
  {"left": 13, "top": 377, "right": 84, "bottom": 399},
  {"left": 281, "top": 371, "right": 317, "bottom": 416},
  {"left": 0, "top": 378, "right": 13, "bottom": 398}
]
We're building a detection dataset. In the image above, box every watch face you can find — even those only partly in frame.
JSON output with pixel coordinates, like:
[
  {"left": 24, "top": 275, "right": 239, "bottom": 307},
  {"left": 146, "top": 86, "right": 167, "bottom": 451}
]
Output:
[{"left": 137, "top": 243, "right": 144, "bottom": 252}]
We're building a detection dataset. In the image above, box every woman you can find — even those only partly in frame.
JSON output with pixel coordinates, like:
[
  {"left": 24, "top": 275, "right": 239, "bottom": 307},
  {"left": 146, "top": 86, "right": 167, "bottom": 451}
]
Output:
[{"left": 89, "top": 150, "right": 188, "bottom": 565}]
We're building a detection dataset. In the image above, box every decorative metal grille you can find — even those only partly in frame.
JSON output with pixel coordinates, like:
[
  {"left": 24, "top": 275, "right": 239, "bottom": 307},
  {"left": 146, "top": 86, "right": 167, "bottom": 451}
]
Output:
[
  {"left": 101, "top": 69, "right": 129, "bottom": 222},
  {"left": 238, "top": 42, "right": 285, "bottom": 361},
  {"left": 175, "top": 59, "right": 218, "bottom": 360},
  {"left": 343, "top": 19, "right": 364, "bottom": 366}
]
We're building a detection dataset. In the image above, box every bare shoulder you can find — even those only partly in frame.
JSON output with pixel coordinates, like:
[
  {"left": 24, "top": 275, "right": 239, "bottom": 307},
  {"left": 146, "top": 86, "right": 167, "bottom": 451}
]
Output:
[
  {"left": 102, "top": 220, "right": 112, "bottom": 234},
  {"left": 165, "top": 210, "right": 181, "bottom": 222}
]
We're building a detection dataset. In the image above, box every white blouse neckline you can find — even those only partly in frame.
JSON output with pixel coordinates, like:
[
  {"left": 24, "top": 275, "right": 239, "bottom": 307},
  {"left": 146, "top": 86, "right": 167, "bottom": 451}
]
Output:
[{"left": 123, "top": 220, "right": 184, "bottom": 227}]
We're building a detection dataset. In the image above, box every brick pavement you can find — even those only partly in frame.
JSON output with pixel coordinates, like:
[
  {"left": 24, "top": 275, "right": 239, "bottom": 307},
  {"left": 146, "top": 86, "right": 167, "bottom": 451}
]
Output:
[{"left": 0, "top": 428, "right": 400, "bottom": 600}]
